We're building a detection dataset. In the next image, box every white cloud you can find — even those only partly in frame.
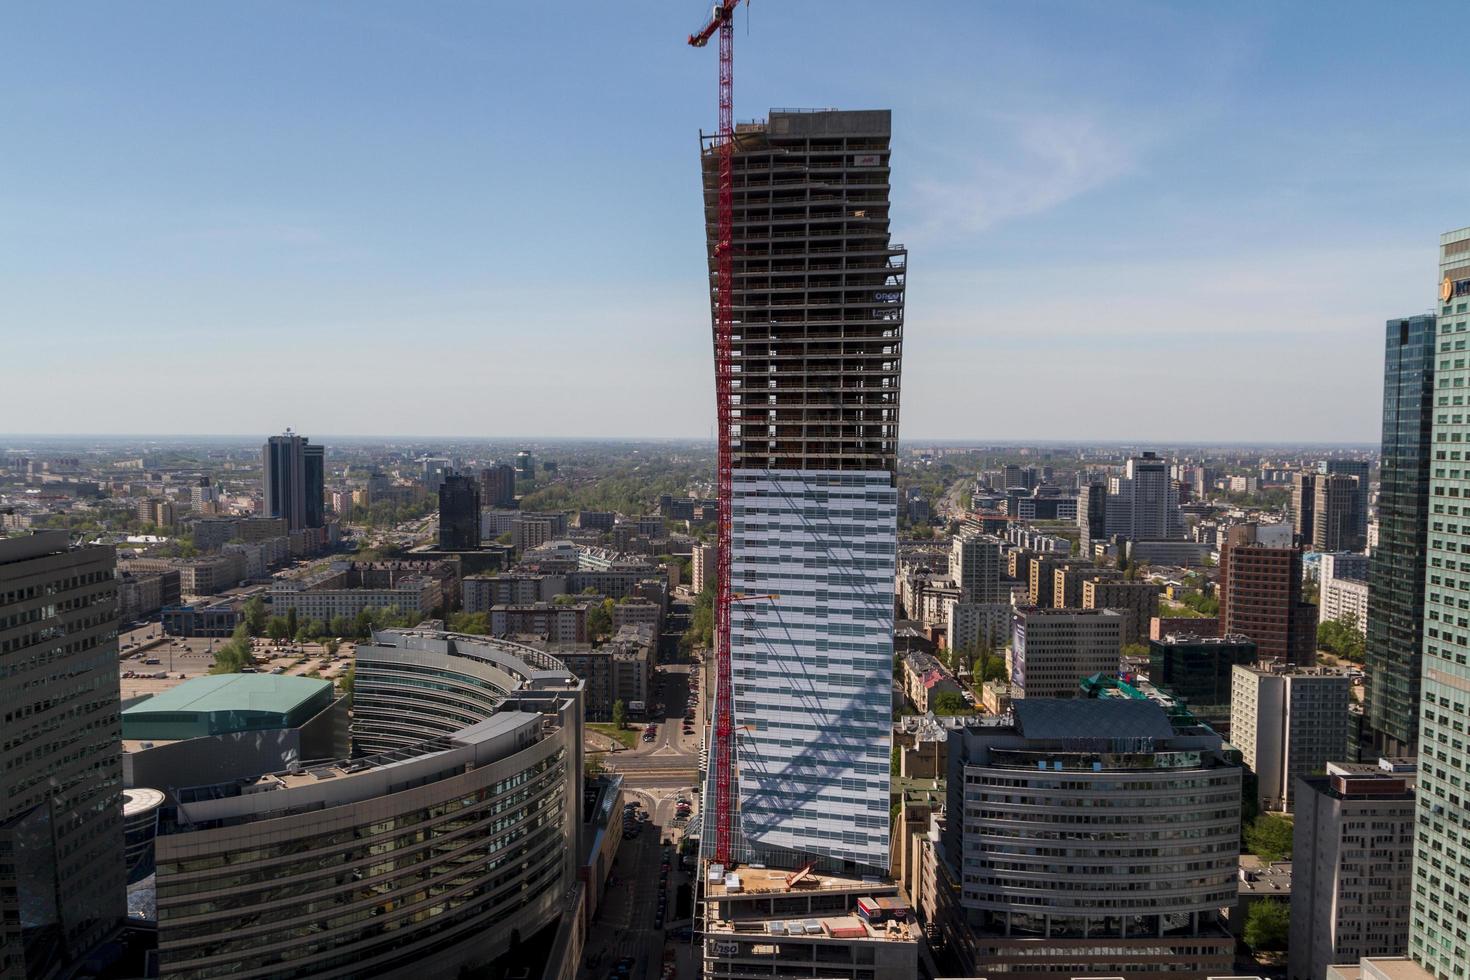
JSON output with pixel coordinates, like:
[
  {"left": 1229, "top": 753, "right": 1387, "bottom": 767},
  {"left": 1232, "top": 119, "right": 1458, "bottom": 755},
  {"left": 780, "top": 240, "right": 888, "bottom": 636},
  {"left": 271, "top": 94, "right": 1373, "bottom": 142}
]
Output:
[{"left": 908, "top": 112, "right": 1140, "bottom": 242}]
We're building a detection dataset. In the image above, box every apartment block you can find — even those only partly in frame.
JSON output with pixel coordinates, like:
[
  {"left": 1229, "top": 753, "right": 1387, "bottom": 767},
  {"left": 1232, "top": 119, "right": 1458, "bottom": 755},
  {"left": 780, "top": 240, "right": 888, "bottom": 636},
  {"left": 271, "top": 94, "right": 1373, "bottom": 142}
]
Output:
[
  {"left": 1231, "top": 664, "right": 1351, "bottom": 811},
  {"left": 1290, "top": 762, "right": 1415, "bottom": 980},
  {"left": 1080, "top": 577, "right": 1161, "bottom": 647}
]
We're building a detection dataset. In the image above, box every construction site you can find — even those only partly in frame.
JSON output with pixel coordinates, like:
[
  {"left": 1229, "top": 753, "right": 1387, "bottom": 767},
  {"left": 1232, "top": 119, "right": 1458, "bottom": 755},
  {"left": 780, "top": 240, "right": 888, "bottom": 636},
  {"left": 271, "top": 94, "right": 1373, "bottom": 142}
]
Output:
[{"left": 687, "top": 2, "right": 912, "bottom": 977}]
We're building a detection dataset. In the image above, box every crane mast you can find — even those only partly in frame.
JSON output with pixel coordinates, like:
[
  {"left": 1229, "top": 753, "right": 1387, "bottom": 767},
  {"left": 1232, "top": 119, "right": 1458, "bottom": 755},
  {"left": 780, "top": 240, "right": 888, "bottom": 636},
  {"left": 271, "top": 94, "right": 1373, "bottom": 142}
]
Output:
[{"left": 688, "top": 0, "right": 741, "bottom": 867}]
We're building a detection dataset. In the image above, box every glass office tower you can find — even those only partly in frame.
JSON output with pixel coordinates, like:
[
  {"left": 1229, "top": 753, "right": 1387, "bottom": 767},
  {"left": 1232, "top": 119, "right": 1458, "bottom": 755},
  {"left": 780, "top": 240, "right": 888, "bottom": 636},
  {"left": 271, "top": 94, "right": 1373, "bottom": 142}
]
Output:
[{"left": 1366, "top": 314, "right": 1435, "bottom": 755}]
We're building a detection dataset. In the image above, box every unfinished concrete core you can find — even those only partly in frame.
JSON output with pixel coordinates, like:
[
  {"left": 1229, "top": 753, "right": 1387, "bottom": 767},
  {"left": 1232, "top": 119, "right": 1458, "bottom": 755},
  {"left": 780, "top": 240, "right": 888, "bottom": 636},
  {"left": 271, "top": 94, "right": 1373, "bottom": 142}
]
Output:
[{"left": 702, "top": 109, "right": 905, "bottom": 475}]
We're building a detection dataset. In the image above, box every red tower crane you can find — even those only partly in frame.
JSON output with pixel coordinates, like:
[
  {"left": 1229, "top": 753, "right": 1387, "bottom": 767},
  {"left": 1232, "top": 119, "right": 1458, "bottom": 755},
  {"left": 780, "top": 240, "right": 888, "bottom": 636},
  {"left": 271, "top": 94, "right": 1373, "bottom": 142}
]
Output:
[{"left": 688, "top": 0, "right": 742, "bottom": 867}]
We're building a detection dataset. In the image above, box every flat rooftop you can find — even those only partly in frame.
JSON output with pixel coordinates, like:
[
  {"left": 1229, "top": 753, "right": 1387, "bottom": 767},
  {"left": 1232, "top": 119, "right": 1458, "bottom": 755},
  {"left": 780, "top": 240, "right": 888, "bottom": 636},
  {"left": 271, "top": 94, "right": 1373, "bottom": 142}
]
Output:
[
  {"left": 122, "top": 673, "right": 333, "bottom": 740},
  {"left": 124, "top": 672, "right": 329, "bottom": 717},
  {"left": 705, "top": 865, "right": 894, "bottom": 900}
]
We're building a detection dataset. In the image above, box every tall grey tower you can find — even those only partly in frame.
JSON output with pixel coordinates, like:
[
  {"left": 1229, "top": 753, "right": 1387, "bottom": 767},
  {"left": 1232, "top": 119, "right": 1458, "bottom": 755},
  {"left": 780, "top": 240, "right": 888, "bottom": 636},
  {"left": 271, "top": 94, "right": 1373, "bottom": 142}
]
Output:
[
  {"left": 699, "top": 109, "right": 904, "bottom": 874},
  {"left": 262, "top": 429, "right": 325, "bottom": 532}
]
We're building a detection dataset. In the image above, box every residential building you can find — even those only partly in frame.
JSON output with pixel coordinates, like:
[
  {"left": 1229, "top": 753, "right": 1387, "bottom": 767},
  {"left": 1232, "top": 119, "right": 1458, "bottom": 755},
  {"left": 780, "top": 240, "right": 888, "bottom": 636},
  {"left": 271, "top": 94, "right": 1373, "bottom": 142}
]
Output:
[
  {"left": 136, "top": 498, "right": 175, "bottom": 528},
  {"left": 1366, "top": 314, "right": 1436, "bottom": 756},
  {"left": 463, "top": 572, "right": 568, "bottom": 612},
  {"left": 698, "top": 108, "right": 902, "bottom": 875},
  {"left": 262, "top": 429, "right": 324, "bottom": 531},
  {"left": 900, "top": 650, "right": 965, "bottom": 713},
  {"left": 0, "top": 531, "right": 126, "bottom": 979},
  {"left": 479, "top": 462, "right": 516, "bottom": 507},
  {"left": 1315, "top": 471, "right": 1367, "bottom": 552},
  {"left": 1231, "top": 664, "right": 1351, "bottom": 811},
  {"left": 1051, "top": 560, "right": 1110, "bottom": 609},
  {"left": 1026, "top": 554, "right": 1068, "bottom": 608},
  {"left": 489, "top": 602, "right": 588, "bottom": 643},
  {"left": 1220, "top": 524, "right": 1316, "bottom": 665},
  {"left": 946, "top": 601, "right": 1013, "bottom": 655},
  {"left": 610, "top": 598, "right": 661, "bottom": 633},
  {"left": 268, "top": 561, "right": 449, "bottom": 623},
  {"left": 1408, "top": 226, "right": 1470, "bottom": 980},
  {"left": 951, "top": 531, "right": 1005, "bottom": 602},
  {"left": 1147, "top": 633, "right": 1257, "bottom": 728},
  {"left": 437, "top": 472, "right": 481, "bottom": 550},
  {"left": 577, "top": 510, "right": 615, "bottom": 532},
  {"left": 548, "top": 625, "right": 654, "bottom": 720},
  {"left": 1010, "top": 607, "right": 1124, "bottom": 698},
  {"left": 512, "top": 515, "right": 560, "bottom": 552},
  {"left": 1322, "top": 576, "right": 1370, "bottom": 636},
  {"left": 1080, "top": 577, "right": 1162, "bottom": 646},
  {"left": 691, "top": 543, "right": 716, "bottom": 594},
  {"left": 149, "top": 628, "right": 583, "bottom": 979},
  {"left": 939, "top": 699, "right": 1240, "bottom": 978},
  {"left": 1290, "top": 762, "right": 1415, "bottom": 980}
]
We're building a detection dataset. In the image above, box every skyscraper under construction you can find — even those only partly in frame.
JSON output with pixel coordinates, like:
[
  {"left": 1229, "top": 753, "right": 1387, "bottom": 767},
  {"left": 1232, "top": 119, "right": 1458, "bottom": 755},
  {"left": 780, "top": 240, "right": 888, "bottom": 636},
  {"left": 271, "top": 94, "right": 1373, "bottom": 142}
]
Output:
[{"left": 700, "top": 109, "right": 905, "bottom": 875}]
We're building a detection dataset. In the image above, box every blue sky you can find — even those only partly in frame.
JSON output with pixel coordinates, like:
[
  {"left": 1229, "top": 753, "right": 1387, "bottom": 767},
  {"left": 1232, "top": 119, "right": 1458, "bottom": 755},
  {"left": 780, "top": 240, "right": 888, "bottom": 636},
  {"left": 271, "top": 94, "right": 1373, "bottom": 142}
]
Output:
[{"left": 2, "top": 1, "right": 1465, "bottom": 442}]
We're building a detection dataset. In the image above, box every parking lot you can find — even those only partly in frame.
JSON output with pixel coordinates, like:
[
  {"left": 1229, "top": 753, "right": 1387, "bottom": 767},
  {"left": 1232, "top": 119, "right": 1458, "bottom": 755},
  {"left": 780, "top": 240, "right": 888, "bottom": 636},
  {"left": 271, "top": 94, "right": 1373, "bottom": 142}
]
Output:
[{"left": 117, "top": 623, "right": 355, "bottom": 702}]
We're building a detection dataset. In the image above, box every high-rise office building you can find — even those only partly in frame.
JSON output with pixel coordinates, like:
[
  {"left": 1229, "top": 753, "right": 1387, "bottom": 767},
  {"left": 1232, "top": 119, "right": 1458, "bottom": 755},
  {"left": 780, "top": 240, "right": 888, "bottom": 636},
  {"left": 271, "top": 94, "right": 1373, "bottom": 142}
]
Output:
[
  {"left": 1292, "top": 471, "right": 1318, "bottom": 547},
  {"left": 700, "top": 108, "right": 903, "bottom": 874},
  {"left": 514, "top": 450, "right": 535, "bottom": 481},
  {"left": 1219, "top": 524, "right": 1316, "bottom": 665},
  {"left": 1320, "top": 457, "right": 1372, "bottom": 545},
  {"left": 1, "top": 531, "right": 126, "bottom": 979},
  {"left": 1102, "top": 452, "right": 1182, "bottom": 542},
  {"left": 1011, "top": 607, "right": 1124, "bottom": 698},
  {"left": 1315, "top": 471, "right": 1366, "bottom": 552},
  {"left": 941, "top": 699, "right": 1240, "bottom": 977},
  {"left": 479, "top": 462, "right": 516, "bottom": 508},
  {"left": 1410, "top": 227, "right": 1470, "bottom": 980},
  {"left": 437, "top": 472, "right": 481, "bottom": 550},
  {"left": 1366, "top": 315, "right": 1436, "bottom": 756},
  {"left": 1076, "top": 481, "right": 1107, "bottom": 553},
  {"left": 1147, "top": 633, "right": 1257, "bottom": 728},
  {"left": 262, "top": 430, "right": 324, "bottom": 532}
]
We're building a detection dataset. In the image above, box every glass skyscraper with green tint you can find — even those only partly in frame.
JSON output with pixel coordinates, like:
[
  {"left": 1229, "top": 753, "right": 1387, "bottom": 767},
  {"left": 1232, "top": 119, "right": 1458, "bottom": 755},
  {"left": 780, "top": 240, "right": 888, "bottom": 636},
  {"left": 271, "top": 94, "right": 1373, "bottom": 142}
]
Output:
[
  {"left": 1366, "top": 314, "right": 1435, "bottom": 755},
  {"left": 1412, "top": 226, "right": 1470, "bottom": 979}
]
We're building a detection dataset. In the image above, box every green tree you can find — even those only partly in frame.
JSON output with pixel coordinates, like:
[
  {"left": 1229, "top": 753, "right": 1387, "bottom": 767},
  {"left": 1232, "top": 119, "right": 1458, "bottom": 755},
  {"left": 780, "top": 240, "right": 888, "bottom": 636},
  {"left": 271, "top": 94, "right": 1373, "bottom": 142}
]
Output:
[
  {"left": 266, "top": 615, "right": 291, "bottom": 642},
  {"left": 930, "top": 691, "right": 973, "bottom": 715},
  {"left": 243, "top": 596, "right": 267, "bottom": 637},
  {"left": 209, "top": 624, "right": 256, "bottom": 674},
  {"left": 286, "top": 607, "right": 298, "bottom": 640},
  {"left": 338, "top": 664, "right": 355, "bottom": 696},
  {"left": 1317, "top": 615, "right": 1365, "bottom": 662},
  {"left": 1243, "top": 898, "right": 1290, "bottom": 952},
  {"left": 448, "top": 611, "right": 489, "bottom": 634},
  {"left": 1244, "top": 813, "right": 1294, "bottom": 862},
  {"left": 1121, "top": 641, "right": 1151, "bottom": 660},
  {"left": 323, "top": 638, "right": 340, "bottom": 656},
  {"left": 587, "top": 598, "right": 615, "bottom": 640},
  {"left": 612, "top": 699, "right": 627, "bottom": 731},
  {"left": 329, "top": 615, "right": 353, "bottom": 639}
]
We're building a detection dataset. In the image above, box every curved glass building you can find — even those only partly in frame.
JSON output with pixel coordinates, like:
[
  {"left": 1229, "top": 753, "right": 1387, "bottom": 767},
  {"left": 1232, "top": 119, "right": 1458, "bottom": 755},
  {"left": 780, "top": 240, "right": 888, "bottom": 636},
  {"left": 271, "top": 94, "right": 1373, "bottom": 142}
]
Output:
[{"left": 151, "top": 630, "right": 583, "bottom": 980}]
